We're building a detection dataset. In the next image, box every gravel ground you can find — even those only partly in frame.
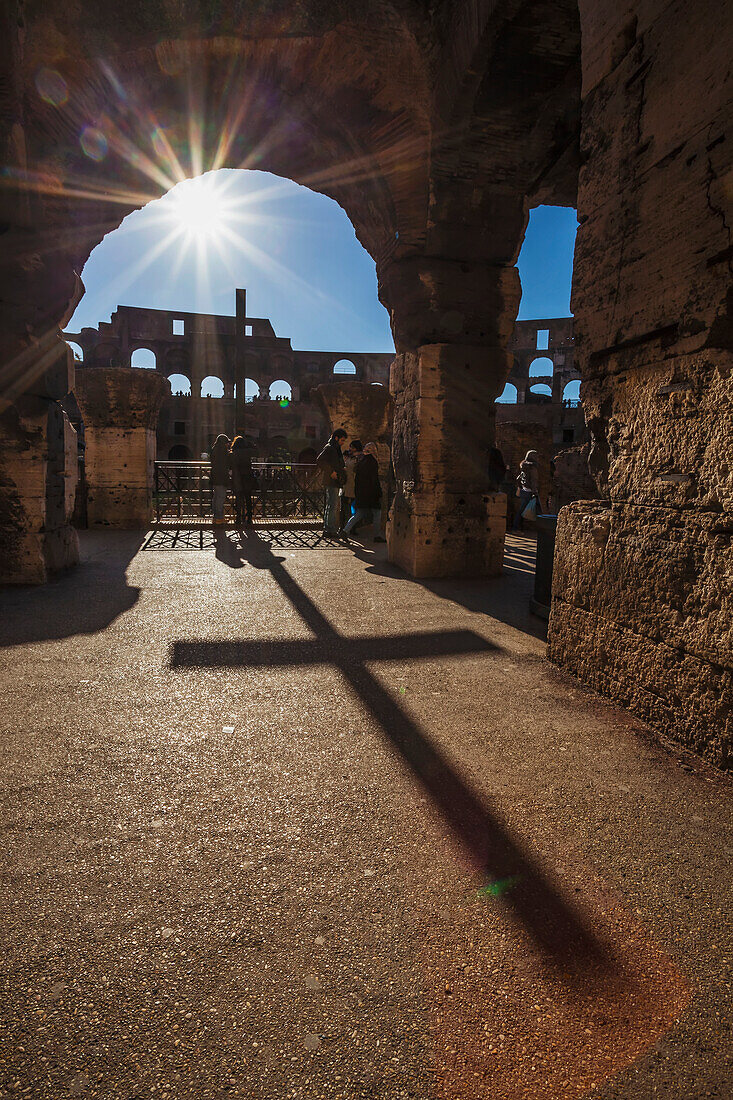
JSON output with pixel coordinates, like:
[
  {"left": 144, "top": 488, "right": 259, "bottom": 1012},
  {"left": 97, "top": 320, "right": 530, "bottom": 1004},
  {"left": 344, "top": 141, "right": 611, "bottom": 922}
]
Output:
[{"left": 0, "top": 528, "right": 730, "bottom": 1100}]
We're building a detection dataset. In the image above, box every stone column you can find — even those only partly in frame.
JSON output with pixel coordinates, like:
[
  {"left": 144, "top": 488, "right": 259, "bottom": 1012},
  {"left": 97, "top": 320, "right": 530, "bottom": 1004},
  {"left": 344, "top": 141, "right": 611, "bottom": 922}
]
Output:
[
  {"left": 314, "top": 380, "right": 393, "bottom": 469},
  {"left": 0, "top": 271, "right": 82, "bottom": 585},
  {"left": 0, "top": 376, "right": 80, "bottom": 584},
  {"left": 0, "top": 4, "right": 81, "bottom": 583},
  {"left": 548, "top": 0, "right": 733, "bottom": 767},
  {"left": 74, "top": 368, "right": 169, "bottom": 527},
  {"left": 315, "top": 381, "right": 394, "bottom": 529},
  {"left": 379, "top": 250, "right": 523, "bottom": 578}
]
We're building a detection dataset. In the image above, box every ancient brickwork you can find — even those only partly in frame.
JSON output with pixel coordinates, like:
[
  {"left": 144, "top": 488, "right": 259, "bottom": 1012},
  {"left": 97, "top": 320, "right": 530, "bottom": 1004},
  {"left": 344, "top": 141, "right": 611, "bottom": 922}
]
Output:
[
  {"left": 551, "top": 444, "right": 599, "bottom": 512},
  {"left": 65, "top": 291, "right": 392, "bottom": 463},
  {"left": 74, "top": 369, "right": 169, "bottom": 528},
  {"left": 549, "top": 0, "right": 733, "bottom": 766},
  {"left": 1, "top": 1, "right": 581, "bottom": 584}
]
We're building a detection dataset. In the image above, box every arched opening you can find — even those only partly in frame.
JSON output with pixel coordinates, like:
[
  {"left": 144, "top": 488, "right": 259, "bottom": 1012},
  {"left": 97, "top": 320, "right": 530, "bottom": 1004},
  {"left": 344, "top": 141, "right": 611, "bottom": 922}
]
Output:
[
  {"left": 234, "top": 379, "right": 260, "bottom": 403},
  {"left": 269, "top": 380, "right": 292, "bottom": 402},
  {"left": 528, "top": 356, "right": 554, "bottom": 378},
  {"left": 496, "top": 382, "right": 518, "bottom": 404},
  {"left": 528, "top": 383, "right": 552, "bottom": 401},
  {"left": 65, "top": 341, "right": 84, "bottom": 363},
  {"left": 333, "top": 359, "right": 357, "bottom": 375},
  {"left": 168, "top": 373, "right": 191, "bottom": 396},
  {"left": 563, "top": 379, "right": 581, "bottom": 403},
  {"left": 131, "top": 347, "right": 157, "bottom": 370},
  {"left": 201, "top": 375, "right": 224, "bottom": 398},
  {"left": 371, "top": 381, "right": 384, "bottom": 386},
  {"left": 168, "top": 444, "right": 192, "bottom": 460}
]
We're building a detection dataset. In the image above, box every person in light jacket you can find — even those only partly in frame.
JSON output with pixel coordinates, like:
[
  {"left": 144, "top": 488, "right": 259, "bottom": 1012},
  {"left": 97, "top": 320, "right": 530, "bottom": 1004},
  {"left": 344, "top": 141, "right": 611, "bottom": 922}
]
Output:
[{"left": 340, "top": 442, "right": 359, "bottom": 528}]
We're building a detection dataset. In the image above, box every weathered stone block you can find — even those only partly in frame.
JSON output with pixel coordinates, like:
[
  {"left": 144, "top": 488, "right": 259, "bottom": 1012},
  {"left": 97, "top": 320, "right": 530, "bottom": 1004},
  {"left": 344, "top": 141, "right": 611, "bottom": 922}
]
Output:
[
  {"left": 389, "top": 343, "right": 509, "bottom": 576},
  {"left": 580, "top": 354, "right": 732, "bottom": 510},
  {"left": 551, "top": 443, "right": 599, "bottom": 512},
  {"left": 549, "top": 501, "right": 732, "bottom": 767},
  {"left": 0, "top": 398, "right": 79, "bottom": 584},
  {"left": 74, "top": 368, "right": 169, "bottom": 528},
  {"left": 388, "top": 491, "right": 506, "bottom": 578}
]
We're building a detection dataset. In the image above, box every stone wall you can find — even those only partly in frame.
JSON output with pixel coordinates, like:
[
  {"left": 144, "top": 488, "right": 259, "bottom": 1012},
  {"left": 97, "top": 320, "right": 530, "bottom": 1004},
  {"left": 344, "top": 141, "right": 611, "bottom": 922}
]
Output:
[
  {"left": 314, "top": 381, "right": 393, "bottom": 468},
  {"left": 74, "top": 369, "right": 169, "bottom": 528},
  {"left": 549, "top": 0, "right": 733, "bottom": 768},
  {"left": 551, "top": 444, "right": 599, "bottom": 512},
  {"left": 0, "top": 395, "right": 79, "bottom": 584}
]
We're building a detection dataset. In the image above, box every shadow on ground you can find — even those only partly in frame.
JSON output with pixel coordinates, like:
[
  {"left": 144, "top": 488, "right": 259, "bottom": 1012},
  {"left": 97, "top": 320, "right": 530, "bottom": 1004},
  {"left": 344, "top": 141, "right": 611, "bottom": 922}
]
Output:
[
  {"left": 171, "top": 530, "right": 608, "bottom": 975},
  {"left": 0, "top": 531, "right": 144, "bottom": 646},
  {"left": 351, "top": 532, "right": 547, "bottom": 642},
  {"left": 156, "top": 525, "right": 547, "bottom": 643}
]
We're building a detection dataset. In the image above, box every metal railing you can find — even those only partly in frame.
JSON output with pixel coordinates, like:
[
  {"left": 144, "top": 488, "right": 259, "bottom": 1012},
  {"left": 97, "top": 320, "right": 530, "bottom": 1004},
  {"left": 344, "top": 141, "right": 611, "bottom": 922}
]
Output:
[{"left": 153, "top": 461, "right": 325, "bottom": 525}]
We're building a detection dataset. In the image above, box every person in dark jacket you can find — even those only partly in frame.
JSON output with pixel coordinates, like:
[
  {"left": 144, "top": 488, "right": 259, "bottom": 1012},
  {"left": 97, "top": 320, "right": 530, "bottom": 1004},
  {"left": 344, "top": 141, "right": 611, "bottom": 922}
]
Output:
[
  {"left": 340, "top": 442, "right": 383, "bottom": 542},
  {"left": 209, "top": 434, "right": 231, "bottom": 525},
  {"left": 230, "top": 435, "right": 256, "bottom": 527},
  {"left": 316, "top": 429, "right": 347, "bottom": 537}
]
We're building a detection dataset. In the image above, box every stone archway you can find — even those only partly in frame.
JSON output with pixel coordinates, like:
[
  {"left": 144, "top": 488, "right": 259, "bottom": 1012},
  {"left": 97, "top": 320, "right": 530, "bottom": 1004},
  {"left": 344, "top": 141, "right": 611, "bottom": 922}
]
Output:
[
  {"left": 3, "top": 0, "right": 729, "bottom": 767},
  {"left": 0, "top": 0, "right": 582, "bottom": 587}
]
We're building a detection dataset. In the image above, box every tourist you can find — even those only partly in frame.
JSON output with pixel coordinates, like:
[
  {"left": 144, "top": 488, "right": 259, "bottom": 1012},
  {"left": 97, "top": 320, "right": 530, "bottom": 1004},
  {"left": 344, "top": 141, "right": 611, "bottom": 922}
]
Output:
[
  {"left": 340, "top": 440, "right": 360, "bottom": 527},
  {"left": 230, "top": 434, "right": 256, "bottom": 527},
  {"left": 316, "top": 428, "right": 347, "bottom": 537},
  {"left": 340, "top": 442, "right": 385, "bottom": 543},
  {"left": 209, "top": 434, "right": 231, "bottom": 526},
  {"left": 512, "top": 448, "right": 543, "bottom": 531}
]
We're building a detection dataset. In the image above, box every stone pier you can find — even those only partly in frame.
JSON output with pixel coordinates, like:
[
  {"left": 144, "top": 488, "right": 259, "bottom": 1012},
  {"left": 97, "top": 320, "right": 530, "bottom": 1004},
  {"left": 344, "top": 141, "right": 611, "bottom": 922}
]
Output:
[
  {"left": 314, "top": 380, "right": 393, "bottom": 470},
  {"left": 74, "top": 369, "right": 169, "bottom": 528},
  {"left": 548, "top": 0, "right": 733, "bottom": 768},
  {"left": 0, "top": 378, "right": 79, "bottom": 585},
  {"left": 381, "top": 250, "right": 522, "bottom": 578}
]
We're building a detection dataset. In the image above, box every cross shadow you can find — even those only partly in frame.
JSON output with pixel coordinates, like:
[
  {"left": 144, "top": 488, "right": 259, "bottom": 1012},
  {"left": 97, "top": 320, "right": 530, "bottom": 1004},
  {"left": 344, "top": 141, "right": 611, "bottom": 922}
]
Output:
[{"left": 170, "top": 531, "right": 613, "bottom": 974}]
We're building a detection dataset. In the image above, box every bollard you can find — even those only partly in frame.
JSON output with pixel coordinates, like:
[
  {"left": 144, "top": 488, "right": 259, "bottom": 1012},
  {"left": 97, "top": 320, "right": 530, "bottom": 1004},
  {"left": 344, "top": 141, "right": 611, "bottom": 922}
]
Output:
[{"left": 530, "top": 513, "right": 558, "bottom": 620}]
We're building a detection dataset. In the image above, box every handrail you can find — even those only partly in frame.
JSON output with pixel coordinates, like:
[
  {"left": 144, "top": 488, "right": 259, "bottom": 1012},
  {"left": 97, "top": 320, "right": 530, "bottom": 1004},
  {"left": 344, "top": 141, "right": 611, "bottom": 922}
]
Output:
[{"left": 153, "top": 460, "right": 324, "bottom": 524}]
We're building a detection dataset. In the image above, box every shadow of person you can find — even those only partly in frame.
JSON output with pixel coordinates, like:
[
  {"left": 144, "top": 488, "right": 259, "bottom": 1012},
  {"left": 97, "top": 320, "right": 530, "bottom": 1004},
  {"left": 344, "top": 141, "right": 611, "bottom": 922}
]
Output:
[
  {"left": 213, "top": 528, "right": 245, "bottom": 569},
  {"left": 0, "top": 530, "right": 144, "bottom": 646}
]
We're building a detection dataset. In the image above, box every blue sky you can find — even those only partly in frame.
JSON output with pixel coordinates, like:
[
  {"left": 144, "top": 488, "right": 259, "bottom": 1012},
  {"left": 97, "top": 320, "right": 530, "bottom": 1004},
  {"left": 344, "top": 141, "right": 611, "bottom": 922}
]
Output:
[{"left": 68, "top": 170, "right": 577, "bottom": 351}]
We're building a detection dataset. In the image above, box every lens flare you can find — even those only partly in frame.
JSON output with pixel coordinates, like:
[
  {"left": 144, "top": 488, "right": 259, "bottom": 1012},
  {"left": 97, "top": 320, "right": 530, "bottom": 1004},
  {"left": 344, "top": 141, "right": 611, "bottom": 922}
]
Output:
[
  {"left": 80, "top": 127, "right": 109, "bottom": 162},
  {"left": 35, "top": 68, "right": 68, "bottom": 107}
]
